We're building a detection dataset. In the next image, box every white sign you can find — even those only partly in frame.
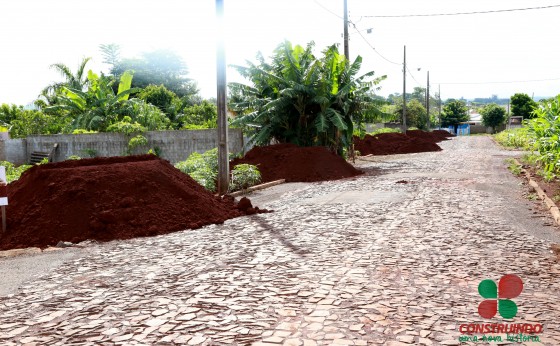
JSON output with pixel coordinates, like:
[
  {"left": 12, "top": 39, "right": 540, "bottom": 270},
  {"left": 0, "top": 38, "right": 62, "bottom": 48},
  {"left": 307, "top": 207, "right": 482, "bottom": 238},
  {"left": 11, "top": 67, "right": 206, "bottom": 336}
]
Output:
[{"left": 0, "top": 166, "right": 7, "bottom": 206}]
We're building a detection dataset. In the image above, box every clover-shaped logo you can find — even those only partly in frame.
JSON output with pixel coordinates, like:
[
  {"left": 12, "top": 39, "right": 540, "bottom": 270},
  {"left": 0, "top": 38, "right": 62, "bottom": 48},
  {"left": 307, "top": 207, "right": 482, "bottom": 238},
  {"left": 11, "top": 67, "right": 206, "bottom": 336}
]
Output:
[{"left": 478, "top": 274, "right": 523, "bottom": 319}]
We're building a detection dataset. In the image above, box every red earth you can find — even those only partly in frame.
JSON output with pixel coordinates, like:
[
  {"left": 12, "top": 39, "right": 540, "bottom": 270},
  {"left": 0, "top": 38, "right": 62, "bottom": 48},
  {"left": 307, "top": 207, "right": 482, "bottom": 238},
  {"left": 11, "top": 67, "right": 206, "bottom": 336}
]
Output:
[
  {"left": 353, "top": 130, "right": 453, "bottom": 156},
  {"left": 0, "top": 155, "right": 266, "bottom": 251},
  {"left": 230, "top": 143, "right": 363, "bottom": 183}
]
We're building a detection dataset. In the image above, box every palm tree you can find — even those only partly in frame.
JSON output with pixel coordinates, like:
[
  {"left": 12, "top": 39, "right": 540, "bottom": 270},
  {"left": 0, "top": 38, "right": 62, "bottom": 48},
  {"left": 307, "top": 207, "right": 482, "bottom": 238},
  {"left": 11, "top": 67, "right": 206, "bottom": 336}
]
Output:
[{"left": 40, "top": 57, "right": 92, "bottom": 105}]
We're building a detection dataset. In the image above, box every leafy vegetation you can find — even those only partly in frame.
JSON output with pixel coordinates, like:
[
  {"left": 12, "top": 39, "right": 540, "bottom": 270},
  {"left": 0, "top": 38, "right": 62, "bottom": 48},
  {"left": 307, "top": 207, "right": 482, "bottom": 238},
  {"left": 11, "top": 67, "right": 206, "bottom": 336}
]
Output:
[
  {"left": 511, "top": 93, "right": 537, "bottom": 120},
  {"left": 229, "top": 164, "right": 261, "bottom": 192},
  {"left": 39, "top": 57, "right": 92, "bottom": 106},
  {"left": 175, "top": 150, "right": 218, "bottom": 191},
  {"left": 493, "top": 128, "right": 531, "bottom": 149},
  {"left": 480, "top": 103, "right": 506, "bottom": 133},
  {"left": 229, "top": 40, "right": 386, "bottom": 155},
  {"left": 0, "top": 161, "right": 32, "bottom": 183},
  {"left": 526, "top": 95, "right": 560, "bottom": 174},
  {"left": 175, "top": 148, "right": 260, "bottom": 192},
  {"left": 393, "top": 99, "right": 428, "bottom": 130},
  {"left": 107, "top": 47, "right": 198, "bottom": 98},
  {"left": 369, "top": 127, "right": 400, "bottom": 136},
  {"left": 0, "top": 104, "right": 72, "bottom": 138},
  {"left": 505, "top": 158, "right": 522, "bottom": 176},
  {"left": 441, "top": 99, "right": 469, "bottom": 126}
]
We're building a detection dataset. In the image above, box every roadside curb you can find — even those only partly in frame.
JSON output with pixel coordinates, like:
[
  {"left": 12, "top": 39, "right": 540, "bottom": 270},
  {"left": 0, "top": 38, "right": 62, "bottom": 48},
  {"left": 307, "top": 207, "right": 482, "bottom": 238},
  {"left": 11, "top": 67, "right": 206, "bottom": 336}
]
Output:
[
  {"left": 229, "top": 179, "right": 286, "bottom": 198},
  {"left": 514, "top": 158, "right": 560, "bottom": 226},
  {"left": 0, "top": 246, "right": 67, "bottom": 259}
]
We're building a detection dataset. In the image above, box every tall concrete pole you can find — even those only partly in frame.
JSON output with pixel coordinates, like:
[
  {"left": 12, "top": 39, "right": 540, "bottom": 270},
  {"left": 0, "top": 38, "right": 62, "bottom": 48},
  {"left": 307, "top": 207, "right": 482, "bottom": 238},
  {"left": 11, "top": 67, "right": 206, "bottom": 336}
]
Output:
[
  {"left": 426, "top": 71, "right": 430, "bottom": 130},
  {"left": 343, "top": 0, "right": 349, "bottom": 60},
  {"left": 216, "top": 0, "right": 229, "bottom": 194},
  {"left": 402, "top": 45, "right": 407, "bottom": 133}
]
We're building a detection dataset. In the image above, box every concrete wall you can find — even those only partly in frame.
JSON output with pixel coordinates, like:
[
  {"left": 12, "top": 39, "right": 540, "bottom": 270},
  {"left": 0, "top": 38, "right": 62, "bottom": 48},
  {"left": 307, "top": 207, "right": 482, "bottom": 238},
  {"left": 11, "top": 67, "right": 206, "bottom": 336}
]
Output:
[
  {"left": 0, "top": 139, "right": 27, "bottom": 165},
  {"left": 469, "top": 124, "right": 506, "bottom": 134},
  {"left": 0, "top": 129, "right": 244, "bottom": 165}
]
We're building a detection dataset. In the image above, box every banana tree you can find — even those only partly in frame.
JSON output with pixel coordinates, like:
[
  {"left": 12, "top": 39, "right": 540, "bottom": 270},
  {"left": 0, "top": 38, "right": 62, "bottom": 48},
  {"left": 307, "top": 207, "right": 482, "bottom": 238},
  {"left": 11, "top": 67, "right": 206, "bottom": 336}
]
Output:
[
  {"left": 229, "top": 40, "right": 385, "bottom": 155},
  {"left": 46, "top": 70, "right": 140, "bottom": 131}
]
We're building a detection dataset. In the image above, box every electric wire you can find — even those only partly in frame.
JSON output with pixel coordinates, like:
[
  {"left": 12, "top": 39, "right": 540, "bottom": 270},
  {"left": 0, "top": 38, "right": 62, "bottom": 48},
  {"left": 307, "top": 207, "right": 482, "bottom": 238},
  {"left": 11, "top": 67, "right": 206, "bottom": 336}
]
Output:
[
  {"left": 362, "top": 4, "right": 560, "bottom": 18},
  {"left": 313, "top": 0, "right": 343, "bottom": 19},
  {"left": 351, "top": 24, "right": 401, "bottom": 65},
  {"left": 405, "top": 66, "right": 423, "bottom": 87}
]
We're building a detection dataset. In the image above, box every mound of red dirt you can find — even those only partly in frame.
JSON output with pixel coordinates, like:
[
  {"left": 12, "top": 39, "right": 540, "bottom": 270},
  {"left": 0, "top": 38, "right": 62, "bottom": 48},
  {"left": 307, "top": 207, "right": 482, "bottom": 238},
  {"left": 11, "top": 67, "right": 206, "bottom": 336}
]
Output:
[
  {"left": 431, "top": 129, "right": 455, "bottom": 139},
  {"left": 230, "top": 143, "right": 363, "bottom": 183},
  {"left": 0, "top": 155, "right": 265, "bottom": 251},
  {"left": 405, "top": 129, "right": 453, "bottom": 143},
  {"left": 353, "top": 130, "right": 451, "bottom": 156}
]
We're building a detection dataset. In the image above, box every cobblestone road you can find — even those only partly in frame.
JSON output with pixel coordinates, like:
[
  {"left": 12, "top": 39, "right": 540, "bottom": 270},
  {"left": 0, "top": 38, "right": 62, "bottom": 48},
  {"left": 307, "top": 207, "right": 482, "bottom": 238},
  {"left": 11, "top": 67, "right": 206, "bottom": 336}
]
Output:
[{"left": 1, "top": 136, "right": 559, "bottom": 345}]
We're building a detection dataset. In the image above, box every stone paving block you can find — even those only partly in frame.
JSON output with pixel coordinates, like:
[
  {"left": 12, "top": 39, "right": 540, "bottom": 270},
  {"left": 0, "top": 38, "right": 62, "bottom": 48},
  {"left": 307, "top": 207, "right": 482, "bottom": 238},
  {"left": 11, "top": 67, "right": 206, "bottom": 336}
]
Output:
[{"left": 0, "top": 137, "right": 559, "bottom": 345}]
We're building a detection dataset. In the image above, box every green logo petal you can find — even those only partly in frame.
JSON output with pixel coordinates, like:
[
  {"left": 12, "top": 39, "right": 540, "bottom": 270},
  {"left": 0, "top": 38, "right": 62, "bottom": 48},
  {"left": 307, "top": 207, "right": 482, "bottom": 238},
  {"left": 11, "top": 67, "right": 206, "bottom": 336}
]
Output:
[
  {"left": 498, "top": 299, "right": 518, "bottom": 319},
  {"left": 478, "top": 279, "right": 497, "bottom": 299}
]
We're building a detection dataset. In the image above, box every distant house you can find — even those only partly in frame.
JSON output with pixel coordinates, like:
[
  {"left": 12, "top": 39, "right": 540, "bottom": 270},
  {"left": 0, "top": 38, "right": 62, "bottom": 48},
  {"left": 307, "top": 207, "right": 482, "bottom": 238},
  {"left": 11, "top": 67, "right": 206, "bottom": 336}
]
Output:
[{"left": 468, "top": 112, "right": 482, "bottom": 125}]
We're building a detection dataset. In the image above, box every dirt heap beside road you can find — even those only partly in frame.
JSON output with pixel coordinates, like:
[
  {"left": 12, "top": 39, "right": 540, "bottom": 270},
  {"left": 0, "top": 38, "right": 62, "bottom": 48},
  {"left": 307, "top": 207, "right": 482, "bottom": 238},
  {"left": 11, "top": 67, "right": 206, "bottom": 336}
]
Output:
[
  {"left": 353, "top": 130, "right": 453, "bottom": 156},
  {"left": 230, "top": 143, "right": 363, "bottom": 183},
  {"left": 0, "top": 155, "right": 265, "bottom": 251}
]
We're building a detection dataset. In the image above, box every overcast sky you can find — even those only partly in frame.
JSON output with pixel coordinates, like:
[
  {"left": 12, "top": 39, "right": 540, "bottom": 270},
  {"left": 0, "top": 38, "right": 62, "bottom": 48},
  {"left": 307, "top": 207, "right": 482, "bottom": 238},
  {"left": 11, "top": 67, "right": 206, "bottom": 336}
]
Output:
[{"left": 1, "top": 0, "right": 559, "bottom": 105}]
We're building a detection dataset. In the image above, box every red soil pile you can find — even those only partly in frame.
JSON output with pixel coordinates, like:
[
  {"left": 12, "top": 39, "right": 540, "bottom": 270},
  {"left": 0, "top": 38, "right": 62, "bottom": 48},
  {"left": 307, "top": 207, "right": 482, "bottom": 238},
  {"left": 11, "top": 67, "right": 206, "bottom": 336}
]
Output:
[
  {"left": 0, "top": 155, "right": 264, "bottom": 251},
  {"left": 353, "top": 130, "right": 452, "bottom": 156},
  {"left": 405, "top": 129, "right": 453, "bottom": 143},
  {"left": 230, "top": 143, "right": 362, "bottom": 183}
]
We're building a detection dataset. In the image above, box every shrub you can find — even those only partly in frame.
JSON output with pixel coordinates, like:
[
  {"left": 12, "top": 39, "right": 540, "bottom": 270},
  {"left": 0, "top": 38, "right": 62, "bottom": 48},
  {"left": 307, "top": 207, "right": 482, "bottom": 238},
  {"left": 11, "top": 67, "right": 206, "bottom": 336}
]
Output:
[
  {"left": 128, "top": 135, "right": 148, "bottom": 151},
  {"left": 230, "top": 164, "right": 261, "bottom": 192},
  {"left": 0, "top": 161, "right": 32, "bottom": 183},
  {"left": 175, "top": 150, "right": 218, "bottom": 191},
  {"left": 106, "top": 116, "right": 147, "bottom": 136},
  {"left": 493, "top": 128, "right": 531, "bottom": 149},
  {"left": 527, "top": 95, "right": 560, "bottom": 173},
  {"left": 72, "top": 129, "right": 98, "bottom": 134},
  {"left": 369, "top": 127, "right": 400, "bottom": 136},
  {"left": 175, "top": 148, "right": 259, "bottom": 192}
]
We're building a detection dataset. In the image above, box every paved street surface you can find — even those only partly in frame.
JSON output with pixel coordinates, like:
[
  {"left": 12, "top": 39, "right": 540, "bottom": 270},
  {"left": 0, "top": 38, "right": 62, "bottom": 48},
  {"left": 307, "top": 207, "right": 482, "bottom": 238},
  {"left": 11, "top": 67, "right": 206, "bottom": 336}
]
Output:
[{"left": 1, "top": 136, "right": 560, "bottom": 345}]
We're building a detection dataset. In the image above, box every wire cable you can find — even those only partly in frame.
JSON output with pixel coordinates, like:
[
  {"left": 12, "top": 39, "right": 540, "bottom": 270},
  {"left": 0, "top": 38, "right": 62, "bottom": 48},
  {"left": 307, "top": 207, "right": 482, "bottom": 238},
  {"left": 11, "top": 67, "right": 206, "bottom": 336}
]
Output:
[
  {"left": 362, "top": 4, "right": 560, "bottom": 18},
  {"left": 351, "top": 24, "right": 401, "bottom": 65},
  {"left": 313, "top": 0, "right": 343, "bottom": 19},
  {"left": 406, "top": 66, "right": 423, "bottom": 87}
]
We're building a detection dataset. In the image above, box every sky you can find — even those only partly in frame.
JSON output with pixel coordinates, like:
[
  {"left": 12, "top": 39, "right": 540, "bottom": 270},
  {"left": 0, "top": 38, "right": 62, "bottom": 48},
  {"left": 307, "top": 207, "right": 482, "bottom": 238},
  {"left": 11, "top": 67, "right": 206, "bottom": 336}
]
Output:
[{"left": 1, "top": 0, "right": 559, "bottom": 106}]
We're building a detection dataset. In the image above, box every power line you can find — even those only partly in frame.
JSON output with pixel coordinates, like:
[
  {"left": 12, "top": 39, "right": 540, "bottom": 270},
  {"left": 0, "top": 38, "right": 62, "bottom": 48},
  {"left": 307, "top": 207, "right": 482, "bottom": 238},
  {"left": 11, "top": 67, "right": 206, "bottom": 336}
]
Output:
[
  {"left": 406, "top": 66, "right": 422, "bottom": 87},
  {"left": 352, "top": 25, "right": 401, "bottom": 65},
  {"left": 313, "top": 0, "right": 343, "bottom": 19},
  {"left": 435, "top": 77, "right": 560, "bottom": 85},
  {"left": 362, "top": 4, "right": 560, "bottom": 18}
]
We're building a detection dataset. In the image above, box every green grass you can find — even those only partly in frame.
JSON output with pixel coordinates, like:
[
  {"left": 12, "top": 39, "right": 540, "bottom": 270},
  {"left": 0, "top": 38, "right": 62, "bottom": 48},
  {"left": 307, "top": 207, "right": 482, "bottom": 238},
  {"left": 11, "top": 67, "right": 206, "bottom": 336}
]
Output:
[
  {"left": 505, "top": 158, "right": 522, "bottom": 176},
  {"left": 537, "top": 169, "right": 556, "bottom": 183},
  {"left": 368, "top": 127, "right": 401, "bottom": 136},
  {"left": 493, "top": 128, "right": 531, "bottom": 149},
  {"left": 521, "top": 153, "right": 539, "bottom": 166}
]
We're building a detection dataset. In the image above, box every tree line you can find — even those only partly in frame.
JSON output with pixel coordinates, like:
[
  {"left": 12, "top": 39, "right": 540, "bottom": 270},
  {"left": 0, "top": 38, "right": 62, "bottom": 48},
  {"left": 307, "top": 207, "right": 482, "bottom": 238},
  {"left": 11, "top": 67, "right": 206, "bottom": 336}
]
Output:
[
  {"left": 0, "top": 40, "right": 545, "bottom": 156},
  {"left": 0, "top": 45, "right": 218, "bottom": 140}
]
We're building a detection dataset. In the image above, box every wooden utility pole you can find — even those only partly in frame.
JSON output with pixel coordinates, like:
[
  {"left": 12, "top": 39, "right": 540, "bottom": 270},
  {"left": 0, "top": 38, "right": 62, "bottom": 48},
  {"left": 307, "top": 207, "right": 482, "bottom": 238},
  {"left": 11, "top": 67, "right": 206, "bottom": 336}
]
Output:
[
  {"left": 426, "top": 71, "right": 430, "bottom": 130},
  {"left": 216, "top": 0, "right": 229, "bottom": 194},
  {"left": 438, "top": 84, "right": 442, "bottom": 128},
  {"left": 343, "top": 0, "right": 349, "bottom": 60},
  {"left": 402, "top": 45, "right": 407, "bottom": 133}
]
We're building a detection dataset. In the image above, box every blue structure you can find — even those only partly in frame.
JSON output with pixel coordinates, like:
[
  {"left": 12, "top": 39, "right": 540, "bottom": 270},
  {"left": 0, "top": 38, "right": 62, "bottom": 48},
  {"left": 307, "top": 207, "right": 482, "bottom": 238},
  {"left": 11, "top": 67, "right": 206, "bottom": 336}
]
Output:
[{"left": 457, "top": 124, "right": 470, "bottom": 136}]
